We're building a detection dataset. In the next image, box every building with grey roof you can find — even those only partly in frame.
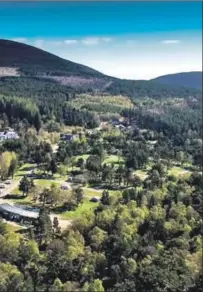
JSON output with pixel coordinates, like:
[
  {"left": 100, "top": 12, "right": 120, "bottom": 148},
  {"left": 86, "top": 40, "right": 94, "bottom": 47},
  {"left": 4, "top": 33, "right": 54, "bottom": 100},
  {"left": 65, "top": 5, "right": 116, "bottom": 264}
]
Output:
[{"left": 0, "top": 203, "right": 39, "bottom": 222}]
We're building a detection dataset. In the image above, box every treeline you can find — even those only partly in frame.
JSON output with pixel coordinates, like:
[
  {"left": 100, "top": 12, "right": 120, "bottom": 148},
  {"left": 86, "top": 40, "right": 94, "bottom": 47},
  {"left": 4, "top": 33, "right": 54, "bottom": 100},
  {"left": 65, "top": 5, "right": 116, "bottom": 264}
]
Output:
[
  {"left": 106, "top": 79, "right": 202, "bottom": 100},
  {"left": 123, "top": 107, "right": 202, "bottom": 139},
  {"left": 0, "top": 95, "right": 40, "bottom": 129},
  {"left": 0, "top": 94, "right": 100, "bottom": 131},
  {"left": 122, "top": 107, "right": 202, "bottom": 167},
  {"left": 0, "top": 77, "right": 75, "bottom": 102}
]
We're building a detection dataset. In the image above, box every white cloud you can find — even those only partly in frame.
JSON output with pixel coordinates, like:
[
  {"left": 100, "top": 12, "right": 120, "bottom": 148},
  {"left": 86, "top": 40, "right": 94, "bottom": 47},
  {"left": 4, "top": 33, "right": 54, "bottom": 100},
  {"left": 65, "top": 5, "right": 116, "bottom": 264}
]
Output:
[
  {"left": 25, "top": 36, "right": 111, "bottom": 49},
  {"left": 49, "top": 41, "right": 63, "bottom": 46},
  {"left": 64, "top": 39, "right": 78, "bottom": 45},
  {"left": 101, "top": 37, "right": 112, "bottom": 43},
  {"left": 81, "top": 37, "right": 100, "bottom": 46},
  {"left": 11, "top": 35, "right": 201, "bottom": 80},
  {"left": 11, "top": 38, "right": 27, "bottom": 43},
  {"left": 81, "top": 37, "right": 112, "bottom": 46},
  {"left": 161, "top": 39, "right": 180, "bottom": 44}
]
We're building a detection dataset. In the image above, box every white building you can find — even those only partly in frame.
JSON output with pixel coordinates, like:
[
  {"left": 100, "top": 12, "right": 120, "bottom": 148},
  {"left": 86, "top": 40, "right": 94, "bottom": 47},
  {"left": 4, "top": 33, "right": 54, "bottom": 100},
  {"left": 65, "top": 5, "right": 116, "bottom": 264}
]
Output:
[{"left": 0, "top": 129, "right": 19, "bottom": 142}]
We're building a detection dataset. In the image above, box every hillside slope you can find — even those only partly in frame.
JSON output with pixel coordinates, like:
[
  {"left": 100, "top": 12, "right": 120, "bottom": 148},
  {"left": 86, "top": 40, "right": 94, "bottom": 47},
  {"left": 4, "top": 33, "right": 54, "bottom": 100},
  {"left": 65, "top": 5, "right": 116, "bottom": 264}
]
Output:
[
  {"left": 0, "top": 39, "right": 105, "bottom": 78},
  {"left": 0, "top": 39, "right": 201, "bottom": 99},
  {"left": 151, "top": 71, "right": 202, "bottom": 89}
]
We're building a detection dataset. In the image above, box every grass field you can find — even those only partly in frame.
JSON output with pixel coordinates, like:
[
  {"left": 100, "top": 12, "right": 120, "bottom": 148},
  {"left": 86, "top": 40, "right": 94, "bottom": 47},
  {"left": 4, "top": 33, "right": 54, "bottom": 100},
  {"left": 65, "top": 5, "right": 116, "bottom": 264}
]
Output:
[
  {"left": 6, "top": 222, "right": 24, "bottom": 233},
  {"left": 34, "top": 179, "right": 60, "bottom": 187},
  {"left": 134, "top": 169, "right": 148, "bottom": 180},
  {"left": 15, "top": 163, "right": 36, "bottom": 178},
  {"left": 103, "top": 155, "right": 124, "bottom": 165},
  {"left": 61, "top": 198, "right": 98, "bottom": 219},
  {"left": 83, "top": 187, "right": 103, "bottom": 198},
  {"left": 70, "top": 94, "right": 134, "bottom": 111},
  {"left": 168, "top": 166, "right": 191, "bottom": 177}
]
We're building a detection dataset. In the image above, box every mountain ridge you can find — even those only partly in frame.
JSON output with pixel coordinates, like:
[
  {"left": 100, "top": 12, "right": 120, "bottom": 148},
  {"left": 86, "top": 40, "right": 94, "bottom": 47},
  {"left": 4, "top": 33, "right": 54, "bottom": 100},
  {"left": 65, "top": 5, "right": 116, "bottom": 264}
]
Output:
[
  {"left": 0, "top": 39, "right": 201, "bottom": 98},
  {"left": 151, "top": 71, "right": 202, "bottom": 89}
]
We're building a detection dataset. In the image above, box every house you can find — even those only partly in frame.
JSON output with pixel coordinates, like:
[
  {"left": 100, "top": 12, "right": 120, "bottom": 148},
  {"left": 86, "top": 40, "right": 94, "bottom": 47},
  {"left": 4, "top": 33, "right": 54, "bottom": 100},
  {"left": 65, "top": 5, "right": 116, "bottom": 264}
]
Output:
[
  {"left": 0, "top": 203, "right": 38, "bottom": 223},
  {"left": 0, "top": 128, "right": 19, "bottom": 142}
]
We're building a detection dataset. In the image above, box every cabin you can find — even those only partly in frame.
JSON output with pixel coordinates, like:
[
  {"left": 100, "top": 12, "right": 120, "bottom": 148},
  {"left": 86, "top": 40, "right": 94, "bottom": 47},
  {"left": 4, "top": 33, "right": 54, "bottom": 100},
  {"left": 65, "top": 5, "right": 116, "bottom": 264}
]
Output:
[
  {"left": 0, "top": 203, "right": 39, "bottom": 224},
  {"left": 0, "top": 128, "right": 19, "bottom": 142}
]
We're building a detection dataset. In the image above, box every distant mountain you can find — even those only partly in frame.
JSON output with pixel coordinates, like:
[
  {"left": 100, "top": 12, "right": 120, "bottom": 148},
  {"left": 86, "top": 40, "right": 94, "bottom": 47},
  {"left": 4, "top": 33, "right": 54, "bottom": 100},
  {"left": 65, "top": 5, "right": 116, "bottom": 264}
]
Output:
[
  {"left": 151, "top": 72, "right": 202, "bottom": 90},
  {"left": 0, "top": 39, "right": 105, "bottom": 78},
  {"left": 0, "top": 39, "right": 201, "bottom": 100}
]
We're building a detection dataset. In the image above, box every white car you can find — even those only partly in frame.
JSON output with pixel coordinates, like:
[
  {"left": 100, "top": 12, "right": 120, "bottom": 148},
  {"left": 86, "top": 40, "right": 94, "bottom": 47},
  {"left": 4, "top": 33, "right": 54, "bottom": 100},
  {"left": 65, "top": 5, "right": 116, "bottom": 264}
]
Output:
[
  {"left": 5, "top": 180, "right": 11, "bottom": 184},
  {"left": 0, "top": 183, "right": 6, "bottom": 189}
]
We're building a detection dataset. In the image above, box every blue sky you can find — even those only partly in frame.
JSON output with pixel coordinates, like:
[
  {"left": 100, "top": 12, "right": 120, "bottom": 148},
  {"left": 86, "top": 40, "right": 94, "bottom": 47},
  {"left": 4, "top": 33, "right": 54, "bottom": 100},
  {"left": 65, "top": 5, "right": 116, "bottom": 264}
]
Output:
[{"left": 0, "top": 2, "right": 202, "bottom": 79}]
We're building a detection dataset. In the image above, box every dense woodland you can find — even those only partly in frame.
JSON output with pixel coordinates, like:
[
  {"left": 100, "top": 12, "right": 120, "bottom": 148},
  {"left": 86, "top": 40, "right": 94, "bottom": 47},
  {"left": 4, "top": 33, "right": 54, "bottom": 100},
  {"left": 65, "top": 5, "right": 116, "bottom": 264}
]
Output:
[
  {"left": 0, "top": 91, "right": 202, "bottom": 291},
  {"left": 0, "top": 39, "right": 202, "bottom": 292},
  {"left": 0, "top": 40, "right": 104, "bottom": 78},
  {"left": 0, "top": 169, "right": 202, "bottom": 291}
]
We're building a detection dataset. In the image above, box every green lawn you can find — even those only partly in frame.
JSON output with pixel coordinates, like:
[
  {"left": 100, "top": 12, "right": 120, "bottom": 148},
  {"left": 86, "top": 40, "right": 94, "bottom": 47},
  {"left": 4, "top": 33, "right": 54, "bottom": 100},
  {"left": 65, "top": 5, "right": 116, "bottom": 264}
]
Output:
[
  {"left": 61, "top": 199, "right": 98, "bottom": 219},
  {"left": 103, "top": 155, "right": 124, "bottom": 165},
  {"left": 8, "top": 185, "right": 35, "bottom": 205},
  {"left": 134, "top": 169, "right": 148, "bottom": 180},
  {"left": 9, "top": 179, "right": 60, "bottom": 206},
  {"left": 15, "top": 163, "right": 36, "bottom": 179},
  {"left": 6, "top": 222, "right": 24, "bottom": 233},
  {"left": 168, "top": 166, "right": 191, "bottom": 177},
  {"left": 83, "top": 187, "right": 103, "bottom": 198},
  {"left": 34, "top": 179, "right": 60, "bottom": 187}
]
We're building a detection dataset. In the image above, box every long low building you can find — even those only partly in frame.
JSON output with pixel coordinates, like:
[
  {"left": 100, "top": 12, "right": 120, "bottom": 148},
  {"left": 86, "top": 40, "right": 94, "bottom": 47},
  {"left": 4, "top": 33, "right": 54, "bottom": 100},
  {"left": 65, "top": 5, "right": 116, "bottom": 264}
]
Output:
[{"left": 0, "top": 203, "right": 39, "bottom": 222}]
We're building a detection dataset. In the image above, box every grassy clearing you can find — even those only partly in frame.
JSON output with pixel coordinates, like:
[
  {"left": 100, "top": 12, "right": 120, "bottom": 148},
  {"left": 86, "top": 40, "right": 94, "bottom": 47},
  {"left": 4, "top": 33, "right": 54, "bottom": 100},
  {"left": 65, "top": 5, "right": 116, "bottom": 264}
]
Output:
[
  {"left": 34, "top": 179, "right": 61, "bottom": 187},
  {"left": 61, "top": 199, "right": 98, "bottom": 220},
  {"left": 15, "top": 163, "right": 35, "bottom": 178},
  {"left": 6, "top": 222, "right": 24, "bottom": 233},
  {"left": 168, "top": 166, "right": 191, "bottom": 177},
  {"left": 134, "top": 169, "right": 148, "bottom": 180},
  {"left": 103, "top": 155, "right": 124, "bottom": 165},
  {"left": 71, "top": 94, "right": 134, "bottom": 111},
  {"left": 83, "top": 187, "right": 103, "bottom": 198},
  {"left": 8, "top": 186, "right": 35, "bottom": 205}
]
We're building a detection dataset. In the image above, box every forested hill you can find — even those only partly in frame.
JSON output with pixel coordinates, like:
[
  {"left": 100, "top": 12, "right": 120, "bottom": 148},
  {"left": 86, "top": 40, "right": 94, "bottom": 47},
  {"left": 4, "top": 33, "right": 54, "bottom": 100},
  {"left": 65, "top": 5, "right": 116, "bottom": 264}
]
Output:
[
  {"left": 0, "top": 39, "right": 201, "bottom": 99},
  {"left": 0, "top": 39, "right": 105, "bottom": 78},
  {"left": 151, "top": 71, "right": 202, "bottom": 90}
]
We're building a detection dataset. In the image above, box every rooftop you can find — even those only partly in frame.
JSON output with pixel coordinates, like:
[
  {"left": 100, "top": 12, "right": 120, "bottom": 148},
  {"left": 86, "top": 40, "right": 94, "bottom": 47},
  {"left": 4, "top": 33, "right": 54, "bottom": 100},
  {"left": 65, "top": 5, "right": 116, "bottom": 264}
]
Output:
[{"left": 0, "top": 203, "right": 39, "bottom": 219}]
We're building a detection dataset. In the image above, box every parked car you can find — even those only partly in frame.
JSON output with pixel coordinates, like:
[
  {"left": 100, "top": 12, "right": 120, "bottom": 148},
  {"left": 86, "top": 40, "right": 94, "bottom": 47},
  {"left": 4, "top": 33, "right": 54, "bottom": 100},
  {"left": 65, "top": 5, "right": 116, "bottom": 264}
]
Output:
[
  {"left": 5, "top": 180, "right": 11, "bottom": 184},
  {"left": 0, "top": 183, "right": 6, "bottom": 189},
  {"left": 60, "top": 184, "right": 70, "bottom": 190},
  {"left": 90, "top": 196, "right": 100, "bottom": 203}
]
